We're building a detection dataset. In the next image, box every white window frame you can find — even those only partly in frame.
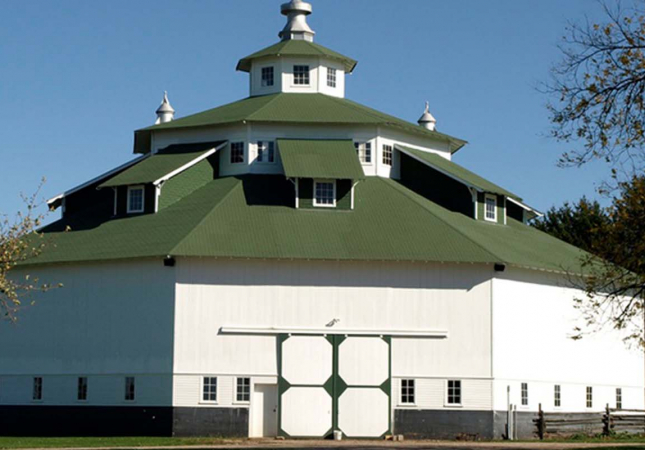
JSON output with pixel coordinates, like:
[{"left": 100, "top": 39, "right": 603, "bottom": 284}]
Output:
[
  {"left": 521, "top": 382, "right": 528, "bottom": 407},
  {"left": 124, "top": 376, "right": 136, "bottom": 402},
  {"left": 400, "top": 379, "right": 415, "bottom": 405},
  {"left": 32, "top": 377, "right": 43, "bottom": 402},
  {"left": 327, "top": 67, "right": 337, "bottom": 88},
  {"left": 484, "top": 194, "right": 497, "bottom": 222},
  {"left": 256, "top": 141, "right": 275, "bottom": 164},
  {"left": 382, "top": 144, "right": 393, "bottom": 166},
  {"left": 77, "top": 376, "right": 88, "bottom": 402},
  {"left": 261, "top": 66, "right": 274, "bottom": 87},
  {"left": 235, "top": 377, "right": 251, "bottom": 404},
  {"left": 313, "top": 180, "right": 337, "bottom": 208},
  {"left": 126, "top": 186, "right": 145, "bottom": 214},
  {"left": 293, "top": 65, "right": 310, "bottom": 86},
  {"left": 446, "top": 379, "right": 462, "bottom": 407},
  {"left": 354, "top": 141, "right": 372, "bottom": 165},
  {"left": 554, "top": 384, "right": 561, "bottom": 408},
  {"left": 230, "top": 142, "right": 245, "bottom": 164},
  {"left": 201, "top": 376, "right": 218, "bottom": 404}
]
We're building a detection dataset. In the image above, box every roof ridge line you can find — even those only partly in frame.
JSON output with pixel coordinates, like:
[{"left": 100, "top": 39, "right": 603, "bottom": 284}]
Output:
[
  {"left": 380, "top": 178, "right": 507, "bottom": 264},
  {"left": 247, "top": 93, "right": 283, "bottom": 121},
  {"left": 169, "top": 178, "right": 243, "bottom": 255}
]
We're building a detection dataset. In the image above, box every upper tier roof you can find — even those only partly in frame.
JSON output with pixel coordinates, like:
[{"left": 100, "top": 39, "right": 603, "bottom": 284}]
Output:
[
  {"left": 33, "top": 175, "right": 585, "bottom": 274},
  {"left": 237, "top": 40, "right": 357, "bottom": 73},
  {"left": 135, "top": 93, "right": 467, "bottom": 154}
]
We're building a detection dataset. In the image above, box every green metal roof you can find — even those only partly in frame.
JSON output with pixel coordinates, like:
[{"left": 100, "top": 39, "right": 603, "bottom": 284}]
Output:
[
  {"left": 136, "top": 94, "right": 467, "bottom": 154},
  {"left": 100, "top": 142, "right": 223, "bottom": 188},
  {"left": 32, "top": 175, "right": 585, "bottom": 274},
  {"left": 237, "top": 40, "right": 358, "bottom": 73},
  {"left": 278, "top": 139, "right": 365, "bottom": 180},
  {"left": 396, "top": 145, "right": 522, "bottom": 201}
]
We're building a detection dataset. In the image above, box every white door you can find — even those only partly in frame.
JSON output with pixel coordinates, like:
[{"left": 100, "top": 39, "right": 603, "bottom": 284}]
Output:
[{"left": 250, "top": 384, "right": 278, "bottom": 438}]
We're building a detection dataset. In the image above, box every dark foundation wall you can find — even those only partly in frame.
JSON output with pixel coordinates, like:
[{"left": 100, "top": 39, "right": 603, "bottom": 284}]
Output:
[
  {"left": 172, "top": 407, "right": 249, "bottom": 437},
  {"left": 394, "top": 409, "right": 496, "bottom": 440}
]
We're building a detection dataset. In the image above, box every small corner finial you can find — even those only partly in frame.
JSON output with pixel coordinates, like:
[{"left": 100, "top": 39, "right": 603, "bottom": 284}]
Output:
[
  {"left": 424, "top": 101, "right": 430, "bottom": 114},
  {"left": 418, "top": 101, "right": 437, "bottom": 131},
  {"left": 155, "top": 91, "right": 175, "bottom": 125}
]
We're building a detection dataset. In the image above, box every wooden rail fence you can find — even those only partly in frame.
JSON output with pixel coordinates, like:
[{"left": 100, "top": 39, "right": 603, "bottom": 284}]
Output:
[{"left": 534, "top": 404, "right": 645, "bottom": 439}]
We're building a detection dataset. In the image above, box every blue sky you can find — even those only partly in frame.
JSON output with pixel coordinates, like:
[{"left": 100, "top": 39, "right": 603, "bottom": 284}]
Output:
[{"left": 0, "top": 0, "right": 610, "bottom": 219}]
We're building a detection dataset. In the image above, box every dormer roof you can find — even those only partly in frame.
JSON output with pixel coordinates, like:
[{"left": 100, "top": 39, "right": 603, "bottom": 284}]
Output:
[{"left": 236, "top": 40, "right": 357, "bottom": 73}]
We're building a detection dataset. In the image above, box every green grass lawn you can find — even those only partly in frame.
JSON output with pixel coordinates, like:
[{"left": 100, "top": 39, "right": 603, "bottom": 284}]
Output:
[{"left": 0, "top": 437, "right": 232, "bottom": 449}]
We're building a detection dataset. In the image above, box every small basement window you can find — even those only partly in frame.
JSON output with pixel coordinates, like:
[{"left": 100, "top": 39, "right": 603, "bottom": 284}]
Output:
[
  {"left": 293, "top": 65, "right": 310, "bottom": 85},
  {"left": 257, "top": 141, "right": 275, "bottom": 163},
  {"left": 383, "top": 144, "right": 393, "bottom": 166},
  {"left": 401, "top": 379, "right": 415, "bottom": 404},
  {"left": 314, "top": 180, "right": 336, "bottom": 207},
  {"left": 327, "top": 67, "right": 337, "bottom": 88},
  {"left": 521, "top": 382, "right": 528, "bottom": 406},
  {"left": 261, "top": 67, "right": 274, "bottom": 87},
  {"left": 127, "top": 186, "right": 144, "bottom": 214},
  {"left": 77, "top": 377, "right": 88, "bottom": 401},
  {"left": 231, "top": 142, "right": 245, "bottom": 164},
  {"left": 203, "top": 377, "right": 217, "bottom": 402},
  {"left": 447, "top": 380, "right": 461, "bottom": 405},
  {"left": 33, "top": 377, "right": 43, "bottom": 401},
  {"left": 236, "top": 377, "right": 250, "bottom": 402},
  {"left": 355, "top": 142, "right": 372, "bottom": 164},
  {"left": 484, "top": 195, "right": 497, "bottom": 222},
  {"left": 125, "top": 377, "right": 136, "bottom": 402}
]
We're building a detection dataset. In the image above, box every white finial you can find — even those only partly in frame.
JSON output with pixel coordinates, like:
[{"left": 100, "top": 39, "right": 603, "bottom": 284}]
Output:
[
  {"left": 418, "top": 101, "right": 437, "bottom": 131},
  {"left": 155, "top": 91, "right": 175, "bottom": 125},
  {"left": 279, "top": 0, "right": 315, "bottom": 42}
]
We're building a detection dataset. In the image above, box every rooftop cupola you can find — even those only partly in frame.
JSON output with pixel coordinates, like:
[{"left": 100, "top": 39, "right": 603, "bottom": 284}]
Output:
[
  {"left": 279, "top": 0, "right": 315, "bottom": 42},
  {"left": 155, "top": 92, "right": 175, "bottom": 125},
  {"left": 418, "top": 102, "right": 437, "bottom": 131}
]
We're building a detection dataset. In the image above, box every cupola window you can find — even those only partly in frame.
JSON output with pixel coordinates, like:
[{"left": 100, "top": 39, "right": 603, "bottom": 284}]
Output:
[
  {"left": 382, "top": 144, "right": 393, "bottom": 166},
  {"left": 261, "top": 67, "right": 274, "bottom": 87},
  {"left": 484, "top": 195, "right": 497, "bottom": 222},
  {"left": 257, "top": 141, "right": 275, "bottom": 163},
  {"left": 231, "top": 142, "right": 245, "bottom": 164},
  {"left": 327, "top": 67, "right": 337, "bottom": 88},
  {"left": 355, "top": 142, "right": 372, "bottom": 164},
  {"left": 314, "top": 180, "right": 336, "bottom": 207},
  {"left": 293, "top": 65, "right": 310, "bottom": 85},
  {"left": 127, "top": 186, "right": 145, "bottom": 214}
]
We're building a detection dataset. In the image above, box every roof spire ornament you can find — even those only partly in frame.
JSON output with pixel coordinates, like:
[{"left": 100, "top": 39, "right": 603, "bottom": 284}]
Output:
[
  {"left": 155, "top": 91, "right": 175, "bottom": 125},
  {"left": 279, "top": 0, "right": 315, "bottom": 42},
  {"left": 418, "top": 101, "right": 437, "bottom": 131}
]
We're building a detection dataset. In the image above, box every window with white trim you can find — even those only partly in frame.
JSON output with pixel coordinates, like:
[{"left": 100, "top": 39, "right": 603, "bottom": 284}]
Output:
[
  {"left": 32, "top": 377, "right": 43, "bottom": 401},
  {"left": 77, "top": 377, "right": 88, "bottom": 401},
  {"left": 231, "top": 142, "right": 245, "bottom": 164},
  {"left": 327, "top": 67, "right": 337, "bottom": 88},
  {"left": 401, "top": 379, "right": 415, "bottom": 404},
  {"left": 484, "top": 195, "right": 497, "bottom": 222},
  {"left": 257, "top": 141, "right": 275, "bottom": 163},
  {"left": 293, "top": 65, "right": 310, "bottom": 85},
  {"left": 554, "top": 384, "right": 561, "bottom": 407},
  {"left": 586, "top": 386, "right": 593, "bottom": 408},
  {"left": 383, "top": 144, "right": 393, "bottom": 166},
  {"left": 521, "top": 382, "right": 528, "bottom": 406},
  {"left": 447, "top": 380, "right": 461, "bottom": 405},
  {"left": 616, "top": 388, "right": 623, "bottom": 410},
  {"left": 125, "top": 377, "right": 135, "bottom": 401},
  {"left": 261, "top": 67, "right": 274, "bottom": 87},
  {"left": 314, "top": 180, "right": 336, "bottom": 207},
  {"left": 236, "top": 377, "right": 250, "bottom": 402},
  {"left": 355, "top": 142, "right": 372, "bottom": 164},
  {"left": 202, "top": 377, "right": 217, "bottom": 402},
  {"left": 127, "top": 186, "right": 144, "bottom": 214}
]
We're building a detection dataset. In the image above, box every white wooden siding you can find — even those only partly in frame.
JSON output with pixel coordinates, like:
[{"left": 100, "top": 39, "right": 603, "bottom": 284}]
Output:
[{"left": 393, "top": 378, "right": 493, "bottom": 411}]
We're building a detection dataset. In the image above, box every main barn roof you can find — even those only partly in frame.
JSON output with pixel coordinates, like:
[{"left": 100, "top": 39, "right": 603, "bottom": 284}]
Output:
[
  {"left": 34, "top": 176, "right": 585, "bottom": 273},
  {"left": 134, "top": 94, "right": 467, "bottom": 154}
]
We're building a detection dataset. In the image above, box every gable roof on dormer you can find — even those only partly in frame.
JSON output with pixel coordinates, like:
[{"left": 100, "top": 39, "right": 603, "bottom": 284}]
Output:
[
  {"left": 236, "top": 40, "right": 358, "bottom": 73},
  {"left": 278, "top": 139, "right": 365, "bottom": 180},
  {"left": 100, "top": 141, "right": 226, "bottom": 188}
]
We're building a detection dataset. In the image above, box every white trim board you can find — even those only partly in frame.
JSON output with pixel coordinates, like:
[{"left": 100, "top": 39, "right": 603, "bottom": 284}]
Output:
[
  {"left": 220, "top": 326, "right": 448, "bottom": 338},
  {"left": 153, "top": 142, "right": 228, "bottom": 186}
]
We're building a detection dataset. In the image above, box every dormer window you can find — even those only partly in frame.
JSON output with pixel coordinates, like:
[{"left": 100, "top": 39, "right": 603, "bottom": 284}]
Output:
[
  {"left": 485, "top": 195, "right": 497, "bottom": 222},
  {"left": 293, "top": 65, "right": 310, "bottom": 85},
  {"left": 355, "top": 142, "right": 372, "bottom": 164},
  {"left": 313, "top": 180, "right": 336, "bottom": 207},
  {"left": 257, "top": 141, "right": 275, "bottom": 163},
  {"left": 327, "top": 68, "right": 337, "bottom": 88},
  {"left": 231, "top": 142, "right": 245, "bottom": 164},
  {"left": 127, "top": 186, "right": 145, "bottom": 214},
  {"left": 261, "top": 67, "right": 274, "bottom": 87}
]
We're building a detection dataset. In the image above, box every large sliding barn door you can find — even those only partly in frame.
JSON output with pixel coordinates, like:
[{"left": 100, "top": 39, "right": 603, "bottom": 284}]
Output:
[{"left": 278, "top": 334, "right": 391, "bottom": 439}]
